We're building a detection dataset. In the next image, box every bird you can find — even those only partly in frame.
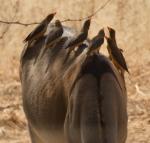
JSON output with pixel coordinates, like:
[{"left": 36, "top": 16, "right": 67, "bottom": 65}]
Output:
[
  {"left": 104, "top": 27, "right": 129, "bottom": 75},
  {"left": 64, "top": 18, "right": 91, "bottom": 51},
  {"left": 24, "top": 12, "right": 56, "bottom": 44},
  {"left": 86, "top": 28, "right": 104, "bottom": 55},
  {"left": 44, "top": 19, "right": 63, "bottom": 48},
  {"left": 81, "top": 18, "right": 91, "bottom": 33}
]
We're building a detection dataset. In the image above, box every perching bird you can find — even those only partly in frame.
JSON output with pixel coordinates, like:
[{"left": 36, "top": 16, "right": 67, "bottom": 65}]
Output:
[
  {"left": 86, "top": 28, "right": 104, "bottom": 55},
  {"left": 64, "top": 18, "right": 91, "bottom": 51},
  {"left": 24, "top": 12, "right": 56, "bottom": 43},
  {"left": 104, "top": 27, "right": 129, "bottom": 74},
  {"left": 81, "top": 18, "right": 91, "bottom": 33},
  {"left": 44, "top": 19, "right": 63, "bottom": 48}
]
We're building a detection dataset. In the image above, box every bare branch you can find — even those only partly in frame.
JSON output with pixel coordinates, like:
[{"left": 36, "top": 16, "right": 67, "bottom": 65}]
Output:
[
  {"left": 61, "top": 0, "right": 112, "bottom": 22},
  {"left": 0, "top": 0, "right": 20, "bottom": 40},
  {"left": 0, "top": 20, "right": 39, "bottom": 26},
  {"left": 0, "top": 0, "right": 112, "bottom": 28}
]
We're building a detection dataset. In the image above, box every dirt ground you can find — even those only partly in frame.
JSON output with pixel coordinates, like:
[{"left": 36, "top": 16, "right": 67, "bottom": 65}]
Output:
[{"left": 0, "top": 0, "right": 150, "bottom": 143}]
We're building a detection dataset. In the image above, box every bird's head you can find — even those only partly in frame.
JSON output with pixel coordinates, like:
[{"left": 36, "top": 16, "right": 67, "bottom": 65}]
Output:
[
  {"left": 55, "top": 20, "right": 62, "bottom": 27},
  {"left": 103, "top": 27, "right": 111, "bottom": 47},
  {"left": 108, "top": 27, "right": 115, "bottom": 39},
  {"left": 82, "top": 18, "right": 91, "bottom": 32},
  {"left": 46, "top": 12, "right": 56, "bottom": 21},
  {"left": 98, "top": 28, "right": 104, "bottom": 38},
  {"left": 104, "top": 26, "right": 115, "bottom": 40}
]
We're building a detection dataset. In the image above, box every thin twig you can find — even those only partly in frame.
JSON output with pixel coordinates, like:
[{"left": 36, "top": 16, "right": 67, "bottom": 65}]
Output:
[
  {"left": 0, "top": 0, "right": 112, "bottom": 27},
  {"left": 0, "top": 0, "right": 20, "bottom": 39},
  {"left": 61, "top": 0, "right": 112, "bottom": 22},
  {"left": 0, "top": 20, "right": 39, "bottom": 26}
]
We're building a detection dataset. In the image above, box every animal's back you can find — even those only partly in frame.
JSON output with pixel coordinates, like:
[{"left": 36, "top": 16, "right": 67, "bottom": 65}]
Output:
[
  {"left": 20, "top": 25, "right": 78, "bottom": 143},
  {"left": 64, "top": 54, "right": 127, "bottom": 143},
  {"left": 20, "top": 23, "right": 127, "bottom": 143}
]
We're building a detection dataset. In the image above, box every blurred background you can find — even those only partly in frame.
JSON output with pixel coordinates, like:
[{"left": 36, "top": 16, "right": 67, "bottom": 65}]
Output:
[{"left": 0, "top": 0, "right": 150, "bottom": 142}]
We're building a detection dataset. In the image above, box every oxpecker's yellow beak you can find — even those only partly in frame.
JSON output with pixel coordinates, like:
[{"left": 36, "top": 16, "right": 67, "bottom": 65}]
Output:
[{"left": 104, "top": 27, "right": 110, "bottom": 39}]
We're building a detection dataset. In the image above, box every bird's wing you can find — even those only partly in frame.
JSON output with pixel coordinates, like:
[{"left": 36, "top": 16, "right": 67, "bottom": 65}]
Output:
[
  {"left": 73, "top": 33, "right": 86, "bottom": 43},
  {"left": 66, "top": 32, "right": 87, "bottom": 48},
  {"left": 24, "top": 23, "right": 46, "bottom": 42},
  {"left": 88, "top": 37, "right": 97, "bottom": 50},
  {"left": 111, "top": 42, "right": 129, "bottom": 72},
  {"left": 89, "top": 36, "right": 104, "bottom": 50},
  {"left": 45, "top": 27, "right": 63, "bottom": 45}
]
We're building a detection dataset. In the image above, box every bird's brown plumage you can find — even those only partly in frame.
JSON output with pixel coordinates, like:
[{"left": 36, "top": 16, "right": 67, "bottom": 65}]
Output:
[
  {"left": 65, "top": 18, "right": 91, "bottom": 51},
  {"left": 44, "top": 19, "right": 63, "bottom": 48},
  {"left": 105, "top": 27, "right": 129, "bottom": 73},
  {"left": 86, "top": 28, "right": 104, "bottom": 55},
  {"left": 24, "top": 12, "right": 56, "bottom": 43}
]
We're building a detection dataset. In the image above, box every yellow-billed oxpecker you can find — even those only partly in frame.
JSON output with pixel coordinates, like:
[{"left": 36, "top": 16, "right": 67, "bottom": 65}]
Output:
[
  {"left": 44, "top": 19, "right": 63, "bottom": 48},
  {"left": 65, "top": 18, "right": 91, "bottom": 51},
  {"left": 86, "top": 28, "right": 104, "bottom": 55},
  {"left": 104, "top": 27, "right": 129, "bottom": 75},
  {"left": 24, "top": 12, "right": 56, "bottom": 43}
]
